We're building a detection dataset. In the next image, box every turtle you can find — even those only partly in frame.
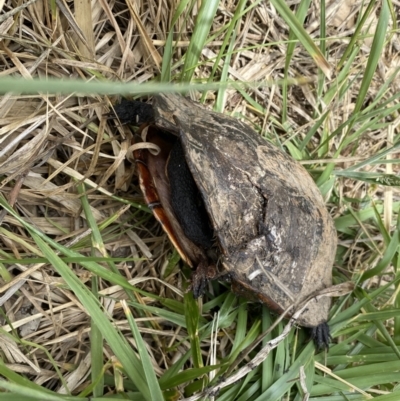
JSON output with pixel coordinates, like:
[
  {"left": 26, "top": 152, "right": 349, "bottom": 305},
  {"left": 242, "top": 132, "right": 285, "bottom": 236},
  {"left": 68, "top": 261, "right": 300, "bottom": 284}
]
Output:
[{"left": 113, "top": 93, "right": 337, "bottom": 348}]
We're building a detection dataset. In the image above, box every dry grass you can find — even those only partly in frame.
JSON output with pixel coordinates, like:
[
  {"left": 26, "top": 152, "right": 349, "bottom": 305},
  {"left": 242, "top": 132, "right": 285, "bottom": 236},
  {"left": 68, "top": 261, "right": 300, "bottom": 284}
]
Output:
[{"left": 0, "top": 0, "right": 400, "bottom": 400}]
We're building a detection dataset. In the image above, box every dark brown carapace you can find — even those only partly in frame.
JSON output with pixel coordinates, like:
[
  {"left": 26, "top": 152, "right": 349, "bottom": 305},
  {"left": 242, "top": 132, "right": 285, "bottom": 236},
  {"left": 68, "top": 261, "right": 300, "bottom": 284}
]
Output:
[{"left": 115, "top": 94, "right": 337, "bottom": 348}]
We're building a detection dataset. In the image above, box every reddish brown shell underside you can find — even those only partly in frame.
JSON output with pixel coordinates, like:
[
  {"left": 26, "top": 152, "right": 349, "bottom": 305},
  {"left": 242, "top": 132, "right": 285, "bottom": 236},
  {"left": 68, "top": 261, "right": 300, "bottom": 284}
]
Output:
[
  {"left": 152, "top": 94, "right": 337, "bottom": 328},
  {"left": 134, "top": 126, "right": 206, "bottom": 268}
]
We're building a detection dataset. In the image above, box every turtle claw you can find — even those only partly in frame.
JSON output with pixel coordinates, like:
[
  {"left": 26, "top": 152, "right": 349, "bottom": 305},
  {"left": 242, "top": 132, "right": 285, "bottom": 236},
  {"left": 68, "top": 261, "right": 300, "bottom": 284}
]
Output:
[
  {"left": 311, "top": 322, "right": 331, "bottom": 350},
  {"left": 190, "top": 262, "right": 217, "bottom": 299},
  {"left": 191, "top": 273, "right": 208, "bottom": 299}
]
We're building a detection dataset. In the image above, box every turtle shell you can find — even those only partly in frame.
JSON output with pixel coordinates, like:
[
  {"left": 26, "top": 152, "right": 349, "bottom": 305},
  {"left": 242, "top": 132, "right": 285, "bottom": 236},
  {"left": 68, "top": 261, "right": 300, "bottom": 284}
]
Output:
[{"left": 117, "top": 93, "right": 337, "bottom": 334}]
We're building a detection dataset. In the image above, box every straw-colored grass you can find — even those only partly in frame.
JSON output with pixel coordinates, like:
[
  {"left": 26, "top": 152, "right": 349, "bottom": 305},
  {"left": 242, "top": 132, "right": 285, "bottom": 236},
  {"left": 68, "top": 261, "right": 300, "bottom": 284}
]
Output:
[{"left": 0, "top": 0, "right": 400, "bottom": 400}]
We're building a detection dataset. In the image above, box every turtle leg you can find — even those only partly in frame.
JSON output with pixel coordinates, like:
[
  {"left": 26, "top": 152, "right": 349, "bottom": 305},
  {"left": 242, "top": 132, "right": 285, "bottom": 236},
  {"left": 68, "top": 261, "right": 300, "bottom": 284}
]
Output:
[
  {"left": 311, "top": 322, "right": 331, "bottom": 349},
  {"left": 191, "top": 261, "right": 217, "bottom": 298}
]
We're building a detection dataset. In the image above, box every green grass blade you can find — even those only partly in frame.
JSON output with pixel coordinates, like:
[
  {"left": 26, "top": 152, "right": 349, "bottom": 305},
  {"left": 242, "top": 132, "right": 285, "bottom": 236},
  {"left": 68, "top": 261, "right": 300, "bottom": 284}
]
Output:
[
  {"left": 269, "top": 0, "right": 331, "bottom": 77},
  {"left": 122, "top": 301, "right": 164, "bottom": 401},
  {"left": 184, "top": 292, "right": 203, "bottom": 369},
  {"left": 161, "top": 0, "right": 191, "bottom": 81},
  {"left": 282, "top": 0, "right": 312, "bottom": 122},
  {"left": 90, "top": 275, "right": 104, "bottom": 398},
  {"left": 181, "top": 0, "right": 220, "bottom": 82},
  {"left": 353, "top": 0, "right": 389, "bottom": 115}
]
